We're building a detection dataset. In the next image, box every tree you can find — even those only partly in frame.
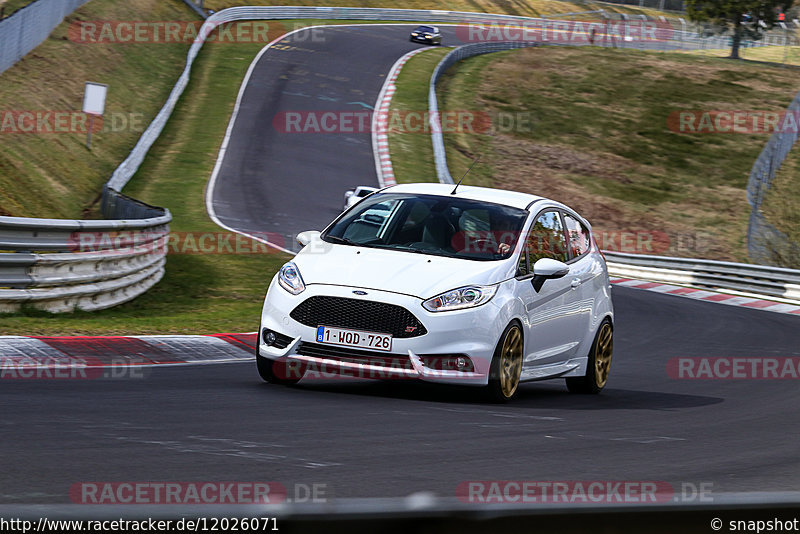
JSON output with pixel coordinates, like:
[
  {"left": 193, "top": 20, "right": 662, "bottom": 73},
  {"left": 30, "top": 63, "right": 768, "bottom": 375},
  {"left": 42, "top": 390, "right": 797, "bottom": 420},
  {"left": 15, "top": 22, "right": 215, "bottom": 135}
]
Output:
[{"left": 685, "top": 1, "right": 794, "bottom": 59}]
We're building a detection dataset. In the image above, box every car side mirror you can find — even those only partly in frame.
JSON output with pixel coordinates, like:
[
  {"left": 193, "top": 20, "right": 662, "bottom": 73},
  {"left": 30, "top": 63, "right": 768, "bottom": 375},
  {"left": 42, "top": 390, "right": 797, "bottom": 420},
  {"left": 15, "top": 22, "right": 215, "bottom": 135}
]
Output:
[
  {"left": 531, "top": 258, "right": 569, "bottom": 292},
  {"left": 296, "top": 230, "right": 321, "bottom": 248}
]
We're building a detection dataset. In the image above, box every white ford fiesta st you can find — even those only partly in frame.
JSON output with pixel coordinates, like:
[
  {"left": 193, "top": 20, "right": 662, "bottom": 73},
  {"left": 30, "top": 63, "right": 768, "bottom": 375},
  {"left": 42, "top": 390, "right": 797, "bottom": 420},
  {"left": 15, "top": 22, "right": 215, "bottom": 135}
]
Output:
[{"left": 257, "top": 183, "right": 614, "bottom": 401}]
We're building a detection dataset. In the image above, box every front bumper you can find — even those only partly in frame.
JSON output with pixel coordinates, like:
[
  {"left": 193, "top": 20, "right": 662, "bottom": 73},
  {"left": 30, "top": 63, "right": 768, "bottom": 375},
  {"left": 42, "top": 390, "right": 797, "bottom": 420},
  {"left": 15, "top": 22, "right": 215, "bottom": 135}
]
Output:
[
  {"left": 258, "top": 279, "right": 503, "bottom": 386},
  {"left": 410, "top": 35, "right": 437, "bottom": 43}
]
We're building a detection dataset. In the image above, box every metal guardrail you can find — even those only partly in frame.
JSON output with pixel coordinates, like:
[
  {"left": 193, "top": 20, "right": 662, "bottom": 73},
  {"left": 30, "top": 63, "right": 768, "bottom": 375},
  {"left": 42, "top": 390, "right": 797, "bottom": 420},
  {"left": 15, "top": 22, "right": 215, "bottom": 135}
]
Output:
[
  {"left": 599, "top": 0, "right": 685, "bottom": 12},
  {"left": 604, "top": 251, "right": 800, "bottom": 302},
  {"left": 427, "top": 41, "right": 800, "bottom": 302},
  {"left": 746, "top": 91, "right": 800, "bottom": 267},
  {"left": 0, "top": 190, "right": 170, "bottom": 313},
  {"left": 429, "top": 42, "right": 543, "bottom": 184}
]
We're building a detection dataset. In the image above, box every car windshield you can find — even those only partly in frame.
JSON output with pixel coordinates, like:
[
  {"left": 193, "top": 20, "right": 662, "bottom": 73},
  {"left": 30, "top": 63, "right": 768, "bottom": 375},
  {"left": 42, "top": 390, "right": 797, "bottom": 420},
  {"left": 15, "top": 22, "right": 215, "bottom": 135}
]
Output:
[
  {"left": 416, "top": 26, "right": 435, "bottom": 33},
  {"left": 323, "top": 192, "right": 528, "bottom": 261}
]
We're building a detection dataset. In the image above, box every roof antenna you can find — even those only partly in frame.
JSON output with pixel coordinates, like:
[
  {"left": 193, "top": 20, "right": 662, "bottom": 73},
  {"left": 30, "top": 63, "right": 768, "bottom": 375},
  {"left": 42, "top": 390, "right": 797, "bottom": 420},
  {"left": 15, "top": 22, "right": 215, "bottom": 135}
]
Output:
[{"left": 451, "top": 155, "right": 480, "bottom": 195}]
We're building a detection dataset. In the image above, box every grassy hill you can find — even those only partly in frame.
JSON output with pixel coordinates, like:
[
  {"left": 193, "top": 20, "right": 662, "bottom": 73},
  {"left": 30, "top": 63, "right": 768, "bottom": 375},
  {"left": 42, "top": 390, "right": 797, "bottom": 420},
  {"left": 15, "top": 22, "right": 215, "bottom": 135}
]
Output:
[
  {"left": 0, "top": 0, "right": 196, "bottom": 218},
  {"left": 204, "top": 0, "right": 666, "bottom": 19},
  {"left": 388, "top": 46, "right": 800, "bottom": 262}
]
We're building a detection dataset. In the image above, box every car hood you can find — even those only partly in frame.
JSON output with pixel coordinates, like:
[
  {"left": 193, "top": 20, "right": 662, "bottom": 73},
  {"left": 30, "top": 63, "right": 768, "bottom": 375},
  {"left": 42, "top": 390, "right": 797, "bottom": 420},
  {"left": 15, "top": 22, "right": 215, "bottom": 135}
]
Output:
[{"left": 293, "top": 242, "right": 514, "bottom": 299}]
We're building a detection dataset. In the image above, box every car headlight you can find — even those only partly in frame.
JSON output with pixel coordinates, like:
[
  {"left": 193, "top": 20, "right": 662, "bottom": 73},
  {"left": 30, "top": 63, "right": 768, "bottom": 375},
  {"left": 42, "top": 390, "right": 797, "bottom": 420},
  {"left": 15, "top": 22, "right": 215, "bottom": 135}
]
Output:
[
  {"left": 422, "top": 285, "right": 497, "bottom": 312},
  {"left": 411, "top": 32, "right": 418, "bottom": 36},
  {"left": 278, "top": 261, "right": 305, "bottom": 295}
]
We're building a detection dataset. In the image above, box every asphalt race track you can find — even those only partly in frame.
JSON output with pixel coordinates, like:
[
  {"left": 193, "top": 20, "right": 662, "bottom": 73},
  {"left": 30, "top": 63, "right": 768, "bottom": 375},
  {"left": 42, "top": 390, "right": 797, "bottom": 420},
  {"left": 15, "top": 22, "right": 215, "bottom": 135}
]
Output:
[
  {"left": 207, "top": 25, "right": 450, "bottom": 241},
  {"left": 2, "top": 25, "right": 799, "bottom": 505},
  {"left": 2, "top": 287, "right": 800, "bottom": 502},
  {"left": 208, "top": 24, "right": 685, "bottom": 242}
]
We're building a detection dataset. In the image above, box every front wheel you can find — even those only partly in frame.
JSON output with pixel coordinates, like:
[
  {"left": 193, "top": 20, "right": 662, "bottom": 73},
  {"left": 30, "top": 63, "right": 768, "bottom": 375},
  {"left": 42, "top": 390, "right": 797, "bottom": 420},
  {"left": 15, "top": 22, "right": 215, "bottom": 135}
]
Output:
[
  {"left": 566, "top": 319, "right": 613, "bottom": 394},
  {"left": 256, "top": 350, "right": 305, "bottom": 385},
  {"left": 486, "top": 323, "right": 524, "bottom": 402}
]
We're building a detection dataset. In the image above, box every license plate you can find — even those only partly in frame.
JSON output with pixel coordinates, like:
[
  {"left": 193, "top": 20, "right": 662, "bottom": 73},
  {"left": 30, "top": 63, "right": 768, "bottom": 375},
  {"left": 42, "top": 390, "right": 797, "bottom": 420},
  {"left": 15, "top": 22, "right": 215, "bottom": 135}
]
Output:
[{"left": 316, "top": 326, "right": 392, "bottom": 352}]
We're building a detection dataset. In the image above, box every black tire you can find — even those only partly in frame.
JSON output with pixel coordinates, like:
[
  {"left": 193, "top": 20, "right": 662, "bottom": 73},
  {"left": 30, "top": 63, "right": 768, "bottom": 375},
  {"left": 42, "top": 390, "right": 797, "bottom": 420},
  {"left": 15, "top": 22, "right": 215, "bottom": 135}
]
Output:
[
  {"left": 256, "top": 348, "right": 305, "bottom": 385},
  {"left": 485, "top": 322, "right": 524, "bottom": 402},
  {"left": 566, "top": 319, "right": 613, "bottom": 394}
]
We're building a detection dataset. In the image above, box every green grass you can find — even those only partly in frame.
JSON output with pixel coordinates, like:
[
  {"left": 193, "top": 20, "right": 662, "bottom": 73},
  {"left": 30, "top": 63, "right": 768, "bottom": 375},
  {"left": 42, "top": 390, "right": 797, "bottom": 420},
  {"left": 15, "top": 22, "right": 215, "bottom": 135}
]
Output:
[
  {"left": 388, "top": 47, "right": 451, "bottom": 184},
  {"left": 205, "top": 0, "right": 671, "bottom": 20},
  {"left": 0, "top": 0, "right": 196, "bottom": 219},
  {"left": 680, "top": 45, "right": 800, "bottom": 67},
  {"left": 388, "top": 46, "right": 800, "bottom": 262}
]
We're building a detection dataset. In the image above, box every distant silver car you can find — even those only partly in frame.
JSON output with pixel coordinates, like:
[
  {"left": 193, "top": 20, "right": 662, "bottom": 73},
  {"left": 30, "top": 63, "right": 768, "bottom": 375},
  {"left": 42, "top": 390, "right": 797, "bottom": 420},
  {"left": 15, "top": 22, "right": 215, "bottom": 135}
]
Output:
[
  {"left": 410, "top": 25, "right": 442, "bottom": 45},
  {"left": 343, "top": 186, "right": 378, "bottom": 210}
]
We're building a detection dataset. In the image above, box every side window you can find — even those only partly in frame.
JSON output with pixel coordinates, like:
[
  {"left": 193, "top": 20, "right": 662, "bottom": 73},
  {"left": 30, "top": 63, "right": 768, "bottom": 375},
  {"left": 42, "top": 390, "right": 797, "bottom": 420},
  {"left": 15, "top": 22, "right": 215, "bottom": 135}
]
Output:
[
  {"left": 563, "top": 213, "right": 591, "bottom": 260},
  {"left": 527, "top": 211, "right": 569, "bottom": 264}
]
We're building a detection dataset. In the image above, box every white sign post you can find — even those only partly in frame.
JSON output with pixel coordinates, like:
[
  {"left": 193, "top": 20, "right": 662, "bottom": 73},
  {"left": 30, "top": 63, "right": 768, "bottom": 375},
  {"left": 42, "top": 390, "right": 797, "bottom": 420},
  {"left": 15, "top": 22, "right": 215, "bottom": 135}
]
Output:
[{"left": 82, "top": 82, "right": 107, "bottom": 149}]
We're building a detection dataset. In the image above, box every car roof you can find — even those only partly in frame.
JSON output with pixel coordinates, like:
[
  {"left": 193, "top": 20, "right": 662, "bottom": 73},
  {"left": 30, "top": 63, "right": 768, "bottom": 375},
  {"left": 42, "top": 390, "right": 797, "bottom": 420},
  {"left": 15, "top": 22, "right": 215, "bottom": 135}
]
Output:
[{"left": 383, "top": 183, "right": 545, "bottom": 211}]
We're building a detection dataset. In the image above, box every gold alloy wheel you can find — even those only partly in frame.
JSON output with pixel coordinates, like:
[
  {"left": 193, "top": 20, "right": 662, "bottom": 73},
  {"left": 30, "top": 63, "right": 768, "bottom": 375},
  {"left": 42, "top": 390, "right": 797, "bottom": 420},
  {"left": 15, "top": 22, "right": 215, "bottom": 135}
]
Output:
[
  {"left": 593, "top": 322, "right": 614, "bottom": 389},
  {"left": 499, "top": 326, "right": 523, "bottom": 398}
]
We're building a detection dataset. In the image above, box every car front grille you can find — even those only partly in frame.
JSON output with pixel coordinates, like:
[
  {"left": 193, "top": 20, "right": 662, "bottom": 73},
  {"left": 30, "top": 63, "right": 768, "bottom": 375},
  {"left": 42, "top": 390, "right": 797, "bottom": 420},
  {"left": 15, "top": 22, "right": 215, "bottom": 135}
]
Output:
[
  {"left": 295, "top": 342, "right": 413, "bottom": 370},
  {"left": 290, "top": 296, "right": 427, "bottom": 338}
]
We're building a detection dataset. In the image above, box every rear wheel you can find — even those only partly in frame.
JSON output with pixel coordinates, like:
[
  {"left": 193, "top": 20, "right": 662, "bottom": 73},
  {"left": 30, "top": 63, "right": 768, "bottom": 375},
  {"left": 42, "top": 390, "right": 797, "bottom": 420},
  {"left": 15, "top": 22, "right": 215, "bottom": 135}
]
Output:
[
  {"left": 566, "top": 319, "right": 613, "bottom": 394},
  {"left": 486, "top": 323, "right": 524, "bottom": 402},
  {"left": 256, "top": 348, "right": 305, "bottom": 385}
]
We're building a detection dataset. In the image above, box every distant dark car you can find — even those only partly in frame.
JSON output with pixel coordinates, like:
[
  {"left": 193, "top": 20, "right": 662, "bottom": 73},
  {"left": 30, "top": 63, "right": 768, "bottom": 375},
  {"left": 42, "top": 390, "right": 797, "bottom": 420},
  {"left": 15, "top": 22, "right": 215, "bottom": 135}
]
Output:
[{"left": 410, "top": 25, "right": 442, "bottom": 45}]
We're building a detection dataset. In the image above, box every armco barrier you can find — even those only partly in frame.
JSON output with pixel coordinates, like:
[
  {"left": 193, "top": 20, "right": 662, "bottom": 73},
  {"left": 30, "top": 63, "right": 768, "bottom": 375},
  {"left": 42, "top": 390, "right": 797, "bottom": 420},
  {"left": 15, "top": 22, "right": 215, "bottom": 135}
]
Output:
[
  {"left": 0, "top": 190, "right": 170, "bottom": 313},
  {"left": 429, "top": 42, "right": 543, "bottom": 185},
  {"left": 604, "top": 251, "right": 800, "bottom": 302},
  {"left": 745, "top": 91, "right": 800, "bottom": 267}
]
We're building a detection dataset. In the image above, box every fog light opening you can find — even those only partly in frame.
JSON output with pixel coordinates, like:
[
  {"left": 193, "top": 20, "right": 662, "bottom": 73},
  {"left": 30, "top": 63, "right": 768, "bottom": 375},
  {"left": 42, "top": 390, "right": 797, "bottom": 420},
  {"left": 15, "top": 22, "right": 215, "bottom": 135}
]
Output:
[{"left": 263, "top": 330, "right": 277, "bottom": 346}]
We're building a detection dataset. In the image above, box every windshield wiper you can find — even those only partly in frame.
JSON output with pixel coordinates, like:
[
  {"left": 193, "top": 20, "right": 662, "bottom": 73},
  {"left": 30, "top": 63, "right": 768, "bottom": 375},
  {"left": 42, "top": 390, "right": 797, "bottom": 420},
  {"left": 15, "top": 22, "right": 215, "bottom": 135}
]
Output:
[
  {"left": 373, "top": 244, "right": 438, "bottom": 256},
  {"left": 324, "top": 235, "right": 356, "bottom": 246}
]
